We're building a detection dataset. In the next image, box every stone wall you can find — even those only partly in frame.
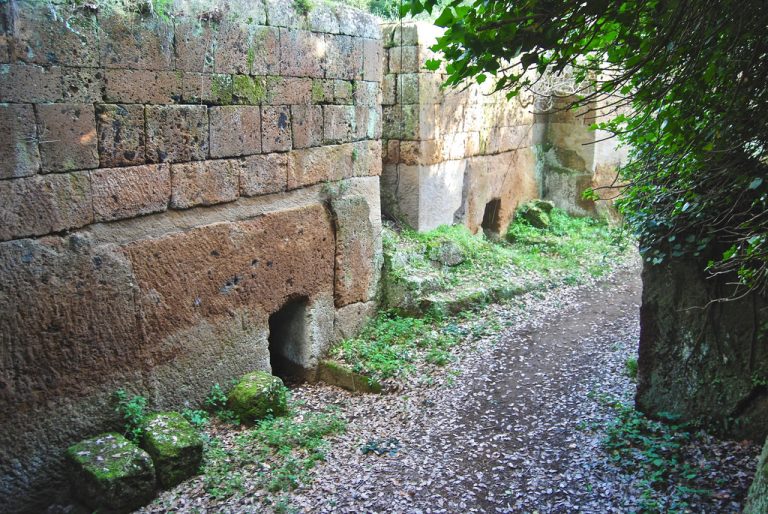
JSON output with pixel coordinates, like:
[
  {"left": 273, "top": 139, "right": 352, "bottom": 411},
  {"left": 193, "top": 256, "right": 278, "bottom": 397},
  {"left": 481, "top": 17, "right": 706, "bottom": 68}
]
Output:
[
  {"left": 637, "top": 258, "right": 768, "bottom": 441},
  {"left": 379, "top": 22, "right": 541, "bottom": 235},
  {"left": 0, "top": 0, "right": 382, "bottom": 511}
]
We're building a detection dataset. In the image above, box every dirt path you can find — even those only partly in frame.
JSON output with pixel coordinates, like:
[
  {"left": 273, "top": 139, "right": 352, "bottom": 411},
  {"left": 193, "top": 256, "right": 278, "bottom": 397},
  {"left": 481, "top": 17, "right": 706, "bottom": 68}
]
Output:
[{"left": 286, "top": 260, "right": 756, "bottom": 513}]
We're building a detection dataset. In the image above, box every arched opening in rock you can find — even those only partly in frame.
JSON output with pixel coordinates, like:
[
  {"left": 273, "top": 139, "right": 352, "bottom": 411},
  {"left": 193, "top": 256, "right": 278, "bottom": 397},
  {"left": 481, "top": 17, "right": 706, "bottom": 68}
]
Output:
[
  {"left": 268, "top": 296, "right": 309, "bottom": 384},
  {"left": 481, "top": 198, "right": 502, "bottom": 236}
]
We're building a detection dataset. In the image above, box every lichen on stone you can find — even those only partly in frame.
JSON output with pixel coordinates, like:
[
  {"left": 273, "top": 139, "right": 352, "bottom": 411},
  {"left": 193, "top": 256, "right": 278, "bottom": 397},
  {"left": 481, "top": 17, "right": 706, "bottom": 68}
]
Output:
[
  {"left": 227, "top": 371, "right": 288, "bottom": 423},
  {"left": 140, "top": 411, "right": 203, "bottom": 488}
]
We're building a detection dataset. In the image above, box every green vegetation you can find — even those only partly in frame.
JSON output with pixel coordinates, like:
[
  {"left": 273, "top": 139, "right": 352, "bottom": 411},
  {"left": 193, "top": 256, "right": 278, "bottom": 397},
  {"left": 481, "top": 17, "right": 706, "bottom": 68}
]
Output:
[
  {"left": 405, "top": 0, "right": 768, "bottom": 299},
  {"left": 591, "top": 393, "right": 714, "bottom": 513},
  {"left": 625, "top": 357, "right": 638, "bottom": 380},
  {"left": 202, "top": 407, "right": 345, "bottom": 499},
  {"left": 205, "top": 383, "right": 240, "bottom": 425},
  {"left": 113, "top": 389, "right": 148, "bottom": 441}
]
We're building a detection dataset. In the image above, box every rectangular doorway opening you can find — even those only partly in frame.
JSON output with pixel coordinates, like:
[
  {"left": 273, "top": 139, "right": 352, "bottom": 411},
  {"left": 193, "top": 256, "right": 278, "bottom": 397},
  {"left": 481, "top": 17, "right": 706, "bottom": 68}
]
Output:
[
  {"left": 481, "top": 198, "right": 502, "bottom": 237},
  {"left": 268, "top": 296, "right": 309, "bottom": 384}
]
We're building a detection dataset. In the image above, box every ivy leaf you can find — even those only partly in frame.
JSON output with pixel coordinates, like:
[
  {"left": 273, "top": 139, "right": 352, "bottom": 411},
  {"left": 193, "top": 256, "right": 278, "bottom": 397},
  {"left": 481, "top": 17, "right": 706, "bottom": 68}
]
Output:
[
  {"left": 425, "top": 58, "right": 442, "bottom": 71},
  {"left": 749, "top": 177, "right": 763, "bottom": 190}
]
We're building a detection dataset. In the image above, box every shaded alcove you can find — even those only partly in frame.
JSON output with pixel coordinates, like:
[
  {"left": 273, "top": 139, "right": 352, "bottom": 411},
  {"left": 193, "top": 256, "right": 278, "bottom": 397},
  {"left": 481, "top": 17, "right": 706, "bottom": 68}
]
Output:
[
  {"left": 268, "top": 296, "right": 310, "bottom": 383},
  {"left": 481, "top": 198, "right": 502, "bottom": 237}
]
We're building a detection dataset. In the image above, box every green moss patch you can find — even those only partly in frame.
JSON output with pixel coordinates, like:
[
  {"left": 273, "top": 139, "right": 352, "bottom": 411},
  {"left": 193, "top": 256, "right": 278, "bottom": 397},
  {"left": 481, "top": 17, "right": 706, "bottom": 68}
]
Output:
[
  {"left": 66, "top": 432, "right": 155, "bottom": 512},
  {"left": 141, "top": 412, "right": 203, "bottom": 488},
  {"left": 227, "top": 371, "right": 288, "bottom": 423}
]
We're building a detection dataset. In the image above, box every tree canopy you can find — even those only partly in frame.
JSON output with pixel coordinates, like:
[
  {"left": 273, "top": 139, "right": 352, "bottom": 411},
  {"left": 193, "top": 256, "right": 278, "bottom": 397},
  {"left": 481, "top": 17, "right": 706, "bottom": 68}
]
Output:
[{"left": 404, "top": 0, "right": 768, "bottom": 296}]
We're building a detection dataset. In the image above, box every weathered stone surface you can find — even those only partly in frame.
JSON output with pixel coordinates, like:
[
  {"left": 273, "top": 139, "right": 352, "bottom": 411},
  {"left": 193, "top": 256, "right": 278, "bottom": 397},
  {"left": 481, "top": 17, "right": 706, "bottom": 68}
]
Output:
[
  {"left": 323, "top": 105, "right": 355, "bottom": 144},
  {"left": 362, "top": 38, "right": 383, "bottom": 82},
  {"left": 354, "top": 105, "right": 381, "bottom": 140},
  {"left": 0, "top": 172, "right": 92, "bottom": 241},
  {"left": 96, "top": 104, "right": 146, "bottom": 167},
  {"left": 11, "top": 1, "right": 100, "bottom": 67},
  {"left": 105, "top": 69, "right": 182, "bottom": 104},
  {"left": 331, "top": 196, "right": 376, "bottom": 306},
  {"left": 181, "top": 73, "right": 234, "bottom": 105},
  {"left": 209, "top": 106, "right": 261, "bottom": 158},
  {"left": 744, "top": 436, "right": 768, "bottom": 514},
  {"left": 227, "top": 371, "right": 288, "bottom": 423},
  {"left": 331, "top": 79, "right": 353, "bottom": 104},
  {"left": 534, "top": 199, "right": 555, "bottom": 213},
  {"left": 288, "top": 143, "right": 353, "bottom": 189},
  {"left": 0, "top": 64, "right": 62, "bottom": 102},
  {"left": 100, "top": 14, "right": 174, "bottom": 70},
  {"left": 261, "top": 106, "right": 292, "bottom": 153},
  {"left": 145, "top": 106, "right": 208, "bottom": 163},
  {"left": 637, "top": 259, "right": 768, "bottom": 441},
  {"left": 60, "top": 66, "right": 105, "bottom": 104},
  {"left": 316, "top": 359, "right": 381, "bottom": 394},
  {"left": 266, "top": 76, "right": 312, "bottom": 105},
  {"left": 333, "top": 301, "right": 377, "bottom": 342},
  {"left": 170, "top": 159, "right": 239, "bottom": 209},
  {"left": 35, "top": 103, "right": 98, "bottom": 173},
  {"left": 382, "top": 74, "right": 396, "bottom": 105},
  {"left": 0, "top": 103, "right": 40, "bottom": 178},
  {"left": 311, "top": 78, "right": 335, "bottom": 103},
  {"left": 291, "top": 105, "right": 323, "bottom": 149},
  {"left": 215, "top": 23, "right": 278, "bottom": 75},
  {"left": 308, "top": 3, "right": 340, "bottom": 34},
  {"left": 265, "top": 0, "right": 305, "bottom": 29},
  {"left": 91, "top": 164, "right": 170, "bottom": 222},
  {"left": 352, "top": 140, "right": 382, "bottom": 178},
  {"left": 279, "top": 29, "right": 325, "bottom": 78},
  {"left": 66, "top": 433, "right": 155, "bottom": 512},
  {"left": 174, "top": 19, "right": 217, "bottom": 73},
  {"left": 239, "top": 153, "right": 287, "bottom": 196},
  {"left": 140, "top": 412, "right": 203, "bottom": 488},
  {"left": 388, "top": 46, "right": 420, "bottom": 73},
  {"left": 521, "top": 204, "right": 550, "bottom": 229},
  {"left": 325, "top": 34, "right": 363, "bottom": 80},
  {"left": 335, "top": 6, "right": 380, "bottom": 39}
]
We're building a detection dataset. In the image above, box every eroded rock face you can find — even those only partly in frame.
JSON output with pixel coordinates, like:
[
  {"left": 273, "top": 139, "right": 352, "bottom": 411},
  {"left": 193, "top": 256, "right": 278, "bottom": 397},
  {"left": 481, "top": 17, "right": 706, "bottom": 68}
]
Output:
[{"left": 637, "top": 259, "right": 768, "bottom": 441}]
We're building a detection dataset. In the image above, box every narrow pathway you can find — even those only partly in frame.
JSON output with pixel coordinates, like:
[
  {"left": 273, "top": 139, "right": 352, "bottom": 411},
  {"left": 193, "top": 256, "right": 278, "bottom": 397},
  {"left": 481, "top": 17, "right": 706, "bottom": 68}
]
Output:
[{"left": 290, "top": 261, "right": 755, "bottom": 513}]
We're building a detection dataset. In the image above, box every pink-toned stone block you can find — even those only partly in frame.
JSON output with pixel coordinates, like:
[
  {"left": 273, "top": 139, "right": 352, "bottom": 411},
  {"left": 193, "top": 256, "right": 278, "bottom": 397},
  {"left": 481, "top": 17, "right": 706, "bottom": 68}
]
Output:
[
  {"left": 362, "top": 38, "right": 383, "bottom": 82},
  {"left": 145, "top": 106, "right": 209, "bottom": 163},
  {"left": 35, "top": 103, "right": 98, "bottom": 173},
  {"left": 323, "top": 105, "right": 355, "bottom": 144},
  {"left": 261, "top": 106, "right": 292, "bottom": 153},
  {"left": 174, "top": 19, "right": 217, "bottom": 73},
  {"left": 0, "top": 171, "right": 93, "bottom": 241},
  {"left": 266, "top": 76, "right": 313, "bottom": 105},
  {"left": 291, "top": 105, "right": 323, "bottom": 149},
  {"left": 279, "top": 29, "right": 325, "bottom": 78},
  {"left": 287, "top": 143, "right": 353, "bottom": 189},
  {"left": 105, "top": 69, "right": 182, "bottom": 104},
  {"left": 100, "top": 14, "right": 174, "bottom": 70},
  {"left": 181, "top": 73, "right": 234, "bottom": 105},
  {"left": 0, "top": 64, "right": 62, "bottom": 103},
  {"left": 171, "top": 159, "right": 240, "bottom": 209},
  {"left": 325, "top": 34, "right": 363, "bottom": 80},
  {"left": 216, "top": 24, "right": 279, "bottom": 75},
  {"left": 240, "top": 153, "right": 288, "bottom": 196},
  {"left": 91, "top": 164, "right": 170, "bottom": 222},
  {"left": 209, "top": 106, "right": 261, "bottom": 158}
]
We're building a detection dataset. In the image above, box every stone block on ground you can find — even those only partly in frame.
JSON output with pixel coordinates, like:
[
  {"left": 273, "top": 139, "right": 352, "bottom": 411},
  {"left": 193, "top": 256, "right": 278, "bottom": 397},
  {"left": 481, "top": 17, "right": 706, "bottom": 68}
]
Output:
[
  {"left": 227, "top": 371, "right": 288, "bottom": 423},
  {"left": 534, "top": 199, "right": 555, "bottom": 213},
  {"left": 316, "top": 359, "right": 382, "bottom": 394},
  {"left": 140, "top": 412, "right": 203, "bottom": 489},
  {"left": 521, "top": 204, "right": 550, "bottom": 229},
  {"left": 0, "top": 103, "right": 40, "bottom": 179},
  {"left": 66, "top": 433, "right": 155, "bottom": 513},
  {"left": 428, "top": 240, "right": 466, "bottom": 267}
]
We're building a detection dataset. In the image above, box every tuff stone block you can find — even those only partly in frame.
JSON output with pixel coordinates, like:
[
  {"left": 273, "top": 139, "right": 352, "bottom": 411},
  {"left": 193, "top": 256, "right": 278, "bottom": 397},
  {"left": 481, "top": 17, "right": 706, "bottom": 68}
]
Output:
[
  {"left": 362, "top": 38, "right": 383, "bottom": 82},
  {"left": 265, "top": 76, "right": 313, "bottom": 105},
  {"left": 0, "top": 4, "right": 9, "bottom": 63},
  {"left": 261, "top": 106, "right": 292, "bottom": 152},
  {"left": 279, "top": 29, "right": 325, "bottom": 78},
  {"left": 333, "top": 80, "right": 354, "bottom": 104},
  {"left": 100, "top": 14, "right": 174, "bottom": 70},
  {"left": 66, "top": 433, "right": 156, "bottom": 512},
  {"left": 215, "top": 24, "right": 279, "bottom": 75},
  {"left": 398, "top": 73, "right": 419, "bottom": 104},
  {"left": 170, "top": 159, "right": 240, "bottom": 209},
  {"left": 290, "top": 105, "right": 323, "bottom": 149},
  {"left": 382, "top": 74, "right": 396, "bottom": 105},
  {"left": 355, "top": 80, "right": 381, "bottom": 107},
  {"left": 105, "top": 69, "right": 182, "bottom": 104},
  {"left": 240, "top": 153, "right": 288, "bottom": 196},
  {"left": 382, "top": 104, "right": 419, "bottom": 140},
  {"left": 324, "top": 34, "right": 363, "bottom": 80},
  {"left": 0, "top": 171, "right": 93, "bottom": 241},
  {"left": 209, "top": 106, "right": 262, "bottom": 158},
  {"left": 11, "top": 2, "right": 99, "bottom": 67},
  {"left": 60, "top": 67, "right": 104, "bottom": 103},
  {"left": 174, "top": 19, "right": 217, "bottom": 73},
  {"left": 182, "top": 73, "right": 234, "bottom": 105},
  {"left": 388, "top": 46, "right": 420, "bottom": 73},
  {"left": 323, "top": 105, "right": 355, "bottom": 144},
  {"left": 335, "top": 6, "right": 380, "bottom": 39},
  {"left": 91, "top": 164, "right": 170, "bottom": 222},
  {"left": 311, "top": 78, "right": 335, "bottom": 103},
  {"left": 288, "top": 143, "right": 353, "bottom": 189},
  {"left": 265, "top": 0, "right": 305, "bottom": 29},
  {"left": 308, "top": 4, "right": 340, "bottom": 34},
  {"left": 35, "top": 103, "right": 98, "bottom": 173},
  {"left": 0, "top": 103, "right": 41, "bottom": 179},
  {"left": 96, "top": 104, "right": 146, "bottom": 167},
  {"left": 227, "top": 371, "right": 288, "bottom": 423},
  {"left": 140, "top": 412, "right": 203, "bottom": 489},
  {"left": 331, "top": 196, "right": 376, "bottom": 306},
  {"left": 354, "top": 105, "right": 380, "bottom": 140},
  {"left": 352, "top": 140, "right": 382, "bottom": 178},
  {"left": 0, "top": 64, "right": 62, "bottom": 103},
  {"left": 145, "top": 106, "right": 209, "bottom": 163}
]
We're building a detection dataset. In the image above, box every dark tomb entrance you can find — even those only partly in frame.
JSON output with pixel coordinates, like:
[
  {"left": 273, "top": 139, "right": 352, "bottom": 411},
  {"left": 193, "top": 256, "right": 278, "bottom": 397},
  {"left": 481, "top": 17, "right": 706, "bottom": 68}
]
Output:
[
  {"left": 268, "top": 296, "right": 309, "bottom": 384},
  {"left": 481, "top": 198, "right": 502, "bottom": 237}
]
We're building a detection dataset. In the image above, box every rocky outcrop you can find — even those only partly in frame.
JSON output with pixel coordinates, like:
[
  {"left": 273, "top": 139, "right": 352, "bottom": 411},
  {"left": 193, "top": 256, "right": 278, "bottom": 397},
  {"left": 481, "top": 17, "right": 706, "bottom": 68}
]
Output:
[{"left": 636, "top": 258, "right": 768, "bottom": 440}]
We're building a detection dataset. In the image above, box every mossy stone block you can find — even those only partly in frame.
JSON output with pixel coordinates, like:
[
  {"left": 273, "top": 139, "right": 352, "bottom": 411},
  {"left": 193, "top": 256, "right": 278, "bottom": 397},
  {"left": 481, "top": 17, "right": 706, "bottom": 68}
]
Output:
[
  {"left": 65, "top": 432, "right": 155, "bottom": 513},
  {"left": 140, "top": 412, "right": 203, "bottom": 488},
  {"left": 227, "top": 371, "right": 288, "bottom": 423},
  {"left": 522, "top": 205, "right": 550, "bottom": 229},
  {"left": 534, "top": 199, "right": 555, "bottom": 213},
  {"left": 317, "top": 359, "right": 382, "bottom": 394}
]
